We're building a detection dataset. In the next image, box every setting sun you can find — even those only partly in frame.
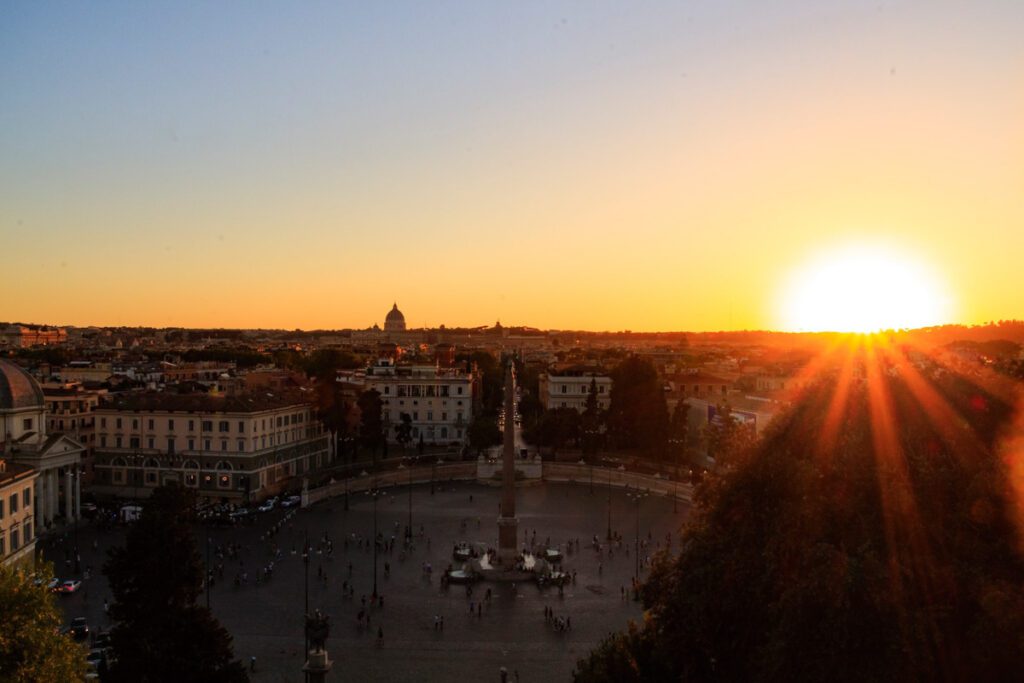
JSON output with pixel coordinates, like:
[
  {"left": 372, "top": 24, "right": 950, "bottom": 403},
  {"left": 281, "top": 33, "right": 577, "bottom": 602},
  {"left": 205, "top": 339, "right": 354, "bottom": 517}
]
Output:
[{"left": 779, "top": 245, "right": 953, "bottom": 333}]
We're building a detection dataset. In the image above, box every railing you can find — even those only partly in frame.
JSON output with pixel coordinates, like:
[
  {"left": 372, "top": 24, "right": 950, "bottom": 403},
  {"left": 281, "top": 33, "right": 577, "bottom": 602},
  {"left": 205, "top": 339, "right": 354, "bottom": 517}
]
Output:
[{"left": 302, "top": 461, "right": 693, "bottom": 507}]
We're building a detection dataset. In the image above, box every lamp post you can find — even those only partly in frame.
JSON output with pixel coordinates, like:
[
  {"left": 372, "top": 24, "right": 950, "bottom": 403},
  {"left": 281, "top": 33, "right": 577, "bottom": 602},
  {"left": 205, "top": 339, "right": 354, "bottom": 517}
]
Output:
[
  {"left": 406, "top": 463, "right": 412, "bottom": 540},
  {"left": 606, "top": 467, "right": 613, "bottom": 541},
  {"left": 626, "top": 489, "right": 648, "bottom": 600},
  {"left": 206, "top": 537, "right": 212, "bottom": 610},
  {"left": 303, "top": 532, "right": 310, "bottom": 683},
  {"left": 73, "top": 468, "right": 83, "bottom": 575},
  {"left": 368, "top": 487, "right": 381, "bottom": 598},
  {"left": 668, "top": 436, "right": 683, "bottom": 513}
]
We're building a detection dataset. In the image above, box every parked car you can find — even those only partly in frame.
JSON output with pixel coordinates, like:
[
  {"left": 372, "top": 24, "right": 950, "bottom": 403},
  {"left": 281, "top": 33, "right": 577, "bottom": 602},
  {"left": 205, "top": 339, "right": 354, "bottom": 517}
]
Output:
[
  {"left": 60, "top": 579, "right": 82, "bottom": 594},
  {"left": 86, "top": 648, "right": 106, "bottom": 668},
  {"left": 229, "top": 507, "right": 254, "bottom": 520},
  {"left": 281, "top": 495, "right": 301, "bottom": 508},
  {"left": 257, "top": 499, "right": 275, "bottom": 513},
  {"left": 93, "top": 631, "right": 112, "bottom": 649},
  {"left": 47, "top": 577, "right": 61, "bottom": 591},
  {"left": 69, "top": 617, "right": 89, "bottom": 641}
]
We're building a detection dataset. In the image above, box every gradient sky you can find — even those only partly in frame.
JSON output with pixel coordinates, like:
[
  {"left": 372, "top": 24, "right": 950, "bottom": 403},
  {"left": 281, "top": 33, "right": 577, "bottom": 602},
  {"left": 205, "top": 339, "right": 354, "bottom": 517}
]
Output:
[{"left": 2, "top": 1, "right": 1022, "bottom": 331}]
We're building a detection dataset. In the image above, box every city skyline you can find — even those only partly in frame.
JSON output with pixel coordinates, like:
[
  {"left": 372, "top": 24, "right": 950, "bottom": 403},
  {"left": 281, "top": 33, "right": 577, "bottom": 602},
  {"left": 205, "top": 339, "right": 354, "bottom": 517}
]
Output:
[{"left": 4, "top": 2, "right": 1023, "bottom": 331}]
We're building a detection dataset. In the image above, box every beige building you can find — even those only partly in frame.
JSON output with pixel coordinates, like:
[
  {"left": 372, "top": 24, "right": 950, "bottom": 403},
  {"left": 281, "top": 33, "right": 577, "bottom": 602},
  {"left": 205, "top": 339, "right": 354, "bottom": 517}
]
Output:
[
  {"left": 361, "top": 359, "right": 475, "bottom": 446},
  {"left": 91, "top": 391, "right": 329, "bottom": 502},
  {"left": 0, "top": 458, "right": 39, "bottom": 568},
  {"left": 539, "top": 368, "right": 612, "bottom": 412},
  {"left": 43, "top": 383, "right": 105, "bottom": 482},
  {"left": 1, "top": 360, "right": 85, "bottom": 532},
  {"left": 0, "top": 324, "right": 67, "bottom": 348}
]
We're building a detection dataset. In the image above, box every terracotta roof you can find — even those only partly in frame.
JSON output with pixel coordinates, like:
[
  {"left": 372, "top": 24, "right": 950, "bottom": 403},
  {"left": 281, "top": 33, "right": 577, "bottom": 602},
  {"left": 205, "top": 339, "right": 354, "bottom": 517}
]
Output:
[{"left": 96, "top": 390, "right": 314, "bottom": 414}]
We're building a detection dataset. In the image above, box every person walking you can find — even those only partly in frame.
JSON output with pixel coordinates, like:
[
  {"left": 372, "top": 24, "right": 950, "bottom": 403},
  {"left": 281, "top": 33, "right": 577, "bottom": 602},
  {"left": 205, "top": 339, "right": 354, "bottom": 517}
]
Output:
[
  {"left": 377, "top": 626, "right": 384, "bottom": 646},
  {"left": 249, "top": 656, "right": 256, "bottom": 672}
]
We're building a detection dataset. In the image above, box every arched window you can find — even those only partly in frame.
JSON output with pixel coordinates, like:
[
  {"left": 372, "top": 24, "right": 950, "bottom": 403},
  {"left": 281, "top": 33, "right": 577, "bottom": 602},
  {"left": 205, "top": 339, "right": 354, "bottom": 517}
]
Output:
[
  {"left": 143, "top": 458, "right": 160, "bottom": 469},
  {"left": 215, "top": 460, "right": 232, "bottom": 489},
  {"left": 215, "top": 460, "right": 233, "bottom": 471},
  {"left": 111, "top": 457, "right": 127, "bottom": 467}
]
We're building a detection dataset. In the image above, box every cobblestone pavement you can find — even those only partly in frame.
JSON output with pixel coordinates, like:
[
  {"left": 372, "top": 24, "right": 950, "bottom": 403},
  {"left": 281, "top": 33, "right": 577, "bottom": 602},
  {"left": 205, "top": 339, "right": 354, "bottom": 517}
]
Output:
[{"left": 45, "top": 481, "right": 688, "bottom": 682}]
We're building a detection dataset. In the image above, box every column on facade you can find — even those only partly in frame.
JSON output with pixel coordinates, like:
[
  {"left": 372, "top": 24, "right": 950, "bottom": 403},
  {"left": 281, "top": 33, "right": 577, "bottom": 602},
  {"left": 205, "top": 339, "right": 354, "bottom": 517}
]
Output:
[
  {"left": 48, "top": 469, "right": 58, "bottom": 526},
  {"left": 75, "top": 469, "right": 81, "bottom": 520},
  {"left": 65, "top": 469, "right": 73, "bottom": 521}
]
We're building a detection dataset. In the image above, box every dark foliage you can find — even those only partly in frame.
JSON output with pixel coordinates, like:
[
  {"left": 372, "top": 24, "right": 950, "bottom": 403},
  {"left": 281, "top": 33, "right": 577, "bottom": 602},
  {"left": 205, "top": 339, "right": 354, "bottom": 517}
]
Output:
[
  {"left": 104, "top": 485, "right": 248, "bottom": 683},
  {"left": 577, "top": 366, "right": 1024, "bottom": 682}
]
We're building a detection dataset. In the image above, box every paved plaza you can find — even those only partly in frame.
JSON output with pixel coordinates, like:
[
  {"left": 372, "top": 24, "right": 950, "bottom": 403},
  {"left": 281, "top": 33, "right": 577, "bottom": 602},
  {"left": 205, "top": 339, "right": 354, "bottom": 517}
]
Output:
[{"left": 45, "top": 480, "right": 688, "bottom": 682}]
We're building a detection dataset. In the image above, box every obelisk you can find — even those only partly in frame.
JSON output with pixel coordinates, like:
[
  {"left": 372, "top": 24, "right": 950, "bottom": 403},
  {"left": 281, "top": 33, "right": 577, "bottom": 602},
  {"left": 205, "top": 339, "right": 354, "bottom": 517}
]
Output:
[{"left": 497, "top": 362, "right": 519, "bottom": 563}]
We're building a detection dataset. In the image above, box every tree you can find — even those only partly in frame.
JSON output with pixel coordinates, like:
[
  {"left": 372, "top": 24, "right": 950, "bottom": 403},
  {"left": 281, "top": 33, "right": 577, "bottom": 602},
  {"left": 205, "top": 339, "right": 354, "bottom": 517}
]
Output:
[
  {"left": 668, "top": 400, "right": 689, "bottom": 473},
  {"left": 581, "top": 377, "right": 603, "bottom": 456},
  {"left": 468, "top": 415, "right": 502, "bottom": 452},
  {"left": 576, "top": 367, "right": 1024, "bottom": 682},
  {"left": 104, "top": 484, "right": 248, "bottom": 683},
  {"left": 0, "top": 562, "right": 85, "bottom": 682},
  {"left": 703, "top": 402, "right": 754, "bottom": 465},
  {"left": 304, "top": 349, "right": 361, "bottom": 379},
  {"left": 396, "top": 413, "right": 413, "bottom": 455},
  {"left": 606, "top": 357, "right": 668, "bottom": 456},
  {"left": 315, "top": 380, "right": 358, "bottom": 464},
  {"left": 357, "top": 389, "right": 385, "bottom": 459}
]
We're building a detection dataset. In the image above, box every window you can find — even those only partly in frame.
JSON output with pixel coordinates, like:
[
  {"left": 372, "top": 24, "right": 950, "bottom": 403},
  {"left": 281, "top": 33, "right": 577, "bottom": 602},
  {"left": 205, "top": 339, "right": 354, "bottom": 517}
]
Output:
[
  {"left": 100, "top": 436, "right": 107, "bottom": 447},
  {"left": 219, "top": 421, "right": 229, "bottom": 432},
  {"left": 147, "top": 438, "right": 154, "bottom": 449},
  {"left": 167, "top": 438, "right": 175, "bottom": 454},
  {"left": 237, "top": 439, "right": 245, "bottom": 452},
  {"left": 457, "top": 386, "right": 463, "bottom": 395},
  {"left": 145, "top": 471, "right": 158, "bottom": 485},
  {"left": 130, "top": 437, "right": 140, "bottom": 449},
  {"left": 23, "top": 488, "right": 30, "bottom": 507},
  {"left": 148, "top": 419, "right": 155, "bottom": 430},
  {"left": 10, "top": 494, "right": 17, "bottom": 513},
  {"left": 238, "top": 421, "right": 245, "bottom": 433},
  {"left": 188, "top": 439, "right": 195, "bottom": 450},
  {"left": 204, "top": 439, "right": 211, "bottom": 451},
  {"left": 442, "top": 412, "right": 447, "bottom": 421},
  {"left": 23, "top": 418, "right": 33, "bottom": 431},
  {"left": 116, "top": 436, "right": 123, "bottom": 448},
  {"left": 202, "top": 421, "right": 213, "bottom": 432},
  {"left": 168, "top": 419, "right": 175, "bottom": 431},
  {"left": 132, "top": 419, "right": 139, "bottom": 430},
  {"left": 116, "top": 418, "right": 123, "bottom": 429},
  {"left": 101, "top": 417, "right": 107, "bottom": 428},
  {"left": 112, "top": 469, "right": 125, "bottom": 484},
  {"left": 220, "top": 439, "right": 228, "bottom": 451},
  {"left": 10, "top": 528, "right": 18, "bottom": 552},
  {"left": 24, "top": 520, "right": 32, "bottom": 543},
  {"left": 276, "top": 417, "right": 283, "bottom": 427},
  {"left": 188, "top": 420, "right": 195, "bottom": 431},
  {"left": 0, "top": 497, "right": 4, "bottom": 519},
  {"left": 383, "top": 386, "right": 390, "bottom": 395},
  {"left": 561, "top": 385, "right": 567, "bottom": 394},
  {"left": 0, "top": 534, "right": 4, "bottom": 555},
  {"left": 427, "top": 411, "right": 433, "bottom": 421}
]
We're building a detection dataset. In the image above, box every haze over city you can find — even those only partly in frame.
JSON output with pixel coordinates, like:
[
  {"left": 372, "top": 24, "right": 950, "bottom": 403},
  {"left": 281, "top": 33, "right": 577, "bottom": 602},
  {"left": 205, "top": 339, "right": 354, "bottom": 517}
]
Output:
[{"left": 3, "top": 1, "right": 1023, "bottom": 331}]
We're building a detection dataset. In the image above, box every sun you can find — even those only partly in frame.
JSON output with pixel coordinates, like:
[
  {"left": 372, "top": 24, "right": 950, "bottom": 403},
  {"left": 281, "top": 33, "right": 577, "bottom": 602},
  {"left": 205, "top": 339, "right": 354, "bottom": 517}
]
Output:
[{"left": 779, "top": 244, "right": 952, "bottom": 333}]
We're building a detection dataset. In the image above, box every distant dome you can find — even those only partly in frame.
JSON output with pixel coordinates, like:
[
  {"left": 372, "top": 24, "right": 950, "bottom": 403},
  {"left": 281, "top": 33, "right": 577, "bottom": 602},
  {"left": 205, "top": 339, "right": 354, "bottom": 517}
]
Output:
[
  {"left": 0, "top": 359, "right": 45, "bottom": 410},
  {"left": 385, "top": 303, "right": 407, "bottom": 332}
]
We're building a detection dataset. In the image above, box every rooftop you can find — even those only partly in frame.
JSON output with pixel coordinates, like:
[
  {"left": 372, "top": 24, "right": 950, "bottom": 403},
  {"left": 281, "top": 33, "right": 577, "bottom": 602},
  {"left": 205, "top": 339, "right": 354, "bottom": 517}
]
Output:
[{"left": 96, "top": 390, "right": 313, "bottom": 414}]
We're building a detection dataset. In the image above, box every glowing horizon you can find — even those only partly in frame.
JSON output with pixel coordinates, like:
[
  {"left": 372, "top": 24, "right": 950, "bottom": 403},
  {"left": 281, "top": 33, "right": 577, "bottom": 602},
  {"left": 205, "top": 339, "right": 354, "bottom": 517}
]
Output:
[{"left": 2, "top": 2, "right": 1022, "bottom": 332}]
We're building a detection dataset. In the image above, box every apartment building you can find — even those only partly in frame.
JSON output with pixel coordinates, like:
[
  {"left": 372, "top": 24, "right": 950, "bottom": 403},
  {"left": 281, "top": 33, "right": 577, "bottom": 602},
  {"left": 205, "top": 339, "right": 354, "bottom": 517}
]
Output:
[{"left": 91, "top": 391, "right": 328, "bottom": 502}]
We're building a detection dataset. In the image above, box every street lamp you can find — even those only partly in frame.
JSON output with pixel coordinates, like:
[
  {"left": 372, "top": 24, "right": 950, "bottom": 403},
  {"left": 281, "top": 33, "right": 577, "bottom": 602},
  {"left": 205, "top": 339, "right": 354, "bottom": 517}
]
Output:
[
  {"left": 606, "top": 467, "right": 613, "bottom": 541},
  {"left": 668, "top": 436, "right": 683, "bottom": 513},
  {"left": 626, "top": 488, "right": 649, "bottom": 600},
  {"left": 367, "top": 487, "right": 382, "bottom": 598},
  {"left": 73, "top": 467, "right": 85, "bottom": 574}
]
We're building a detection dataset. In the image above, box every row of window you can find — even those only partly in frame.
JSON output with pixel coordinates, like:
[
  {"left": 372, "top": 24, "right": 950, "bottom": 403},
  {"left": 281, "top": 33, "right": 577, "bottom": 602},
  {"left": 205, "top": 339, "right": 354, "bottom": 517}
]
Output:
[
  {"left": 98, "top": 428, "right": 313, "bottom": 453},
  {"left": 391, "top": 410, "right": 463, "bottom": 423},
  {"left": 0, "top": 519, "right": 32, "bottom": 557},
  {"left": 560, "top": 384, "right": 609, "bottom": 394},
  {"left": 383, "top": 384, "right": 465, "bottom": 398},
  {"left": 97, "top": 412, "right": 307, "bottom": 434},
  {"left": 0, "top": 486, "right": 32, "bottom": 519}
]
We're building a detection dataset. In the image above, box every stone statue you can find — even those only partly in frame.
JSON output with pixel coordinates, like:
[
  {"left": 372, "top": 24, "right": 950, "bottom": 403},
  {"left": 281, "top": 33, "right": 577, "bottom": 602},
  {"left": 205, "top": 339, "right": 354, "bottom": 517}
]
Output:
[{"left": 305, "top": 609, "right": 330, "bottom": 652}]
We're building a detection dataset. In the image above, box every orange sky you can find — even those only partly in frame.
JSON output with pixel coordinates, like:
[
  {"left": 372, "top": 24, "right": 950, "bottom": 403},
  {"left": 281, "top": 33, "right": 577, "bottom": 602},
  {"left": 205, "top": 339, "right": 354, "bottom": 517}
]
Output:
[{"left": 2, "top": 3, "right": 1022, "bottom": 331}]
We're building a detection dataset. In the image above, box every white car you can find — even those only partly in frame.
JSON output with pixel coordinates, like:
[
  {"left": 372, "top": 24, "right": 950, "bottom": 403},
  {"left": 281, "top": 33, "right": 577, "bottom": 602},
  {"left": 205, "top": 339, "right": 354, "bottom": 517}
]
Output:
[
  {"left": 280, "top": 495, "right": 301, "bottom": 508},
  {"left": 257, "top": 500, "right": 275, "bottom": 513}
]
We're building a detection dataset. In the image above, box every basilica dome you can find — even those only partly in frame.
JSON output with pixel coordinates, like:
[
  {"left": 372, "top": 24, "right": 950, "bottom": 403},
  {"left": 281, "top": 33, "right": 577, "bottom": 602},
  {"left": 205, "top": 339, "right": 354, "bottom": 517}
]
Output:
[
  {"left": 385, "top": 303, "right": 407, "bottom": 332},
  {"left": 0, "top": 359, "right": 45, "bottom": 411}
]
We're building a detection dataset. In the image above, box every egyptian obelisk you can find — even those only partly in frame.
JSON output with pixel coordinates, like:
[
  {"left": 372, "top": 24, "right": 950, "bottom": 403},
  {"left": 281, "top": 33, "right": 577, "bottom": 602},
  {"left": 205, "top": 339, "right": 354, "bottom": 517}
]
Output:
[{"left": 497, "top": 362, "right": 518, "bottom": 563}]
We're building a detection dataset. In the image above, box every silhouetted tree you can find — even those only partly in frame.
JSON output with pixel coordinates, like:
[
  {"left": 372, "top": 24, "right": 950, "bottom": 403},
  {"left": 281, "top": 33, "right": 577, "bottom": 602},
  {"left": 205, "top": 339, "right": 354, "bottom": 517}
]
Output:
[
  {"left": 607, "top": 356, "right": 668, "bottom": 456},
  {"left": 576, "top": 368, "right": 1024, "bottom": 682},
  {"left": 104, "top": 485, "right": 248, "bottom": 683},
  {"left": 357, "top": 389, "right": 385, "bottom": 459}
]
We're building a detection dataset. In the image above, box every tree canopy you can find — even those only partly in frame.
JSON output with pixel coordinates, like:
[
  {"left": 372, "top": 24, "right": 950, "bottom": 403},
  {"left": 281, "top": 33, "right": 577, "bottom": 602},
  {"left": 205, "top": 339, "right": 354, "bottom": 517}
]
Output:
[
  {"left": 607, "top": 356, "right": 669, "bottom": 456},
  {"left": 104, "top": 484, "right": 248, "bottom": 683},
  {"left": 0, "top": 562, "right": 85, "bottom": 682},
  {"left": 577, "top": 365, "right": 1024, "bottom": 682}
]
